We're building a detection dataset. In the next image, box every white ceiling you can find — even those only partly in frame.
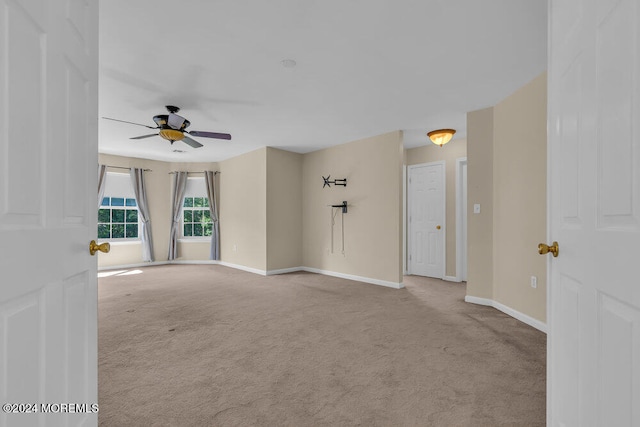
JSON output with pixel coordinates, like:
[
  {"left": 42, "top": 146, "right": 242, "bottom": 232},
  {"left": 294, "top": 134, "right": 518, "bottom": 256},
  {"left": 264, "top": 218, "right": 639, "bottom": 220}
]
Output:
[{"left": 99, "top": 0, "right": 547, "bottom": 163}]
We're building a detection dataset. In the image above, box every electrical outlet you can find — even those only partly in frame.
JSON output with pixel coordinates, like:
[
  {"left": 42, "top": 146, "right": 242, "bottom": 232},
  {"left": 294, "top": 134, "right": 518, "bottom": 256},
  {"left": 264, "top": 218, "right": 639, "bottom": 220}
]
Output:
[{"left": 530, "top": 275, "right": 537, "bottom": 288}]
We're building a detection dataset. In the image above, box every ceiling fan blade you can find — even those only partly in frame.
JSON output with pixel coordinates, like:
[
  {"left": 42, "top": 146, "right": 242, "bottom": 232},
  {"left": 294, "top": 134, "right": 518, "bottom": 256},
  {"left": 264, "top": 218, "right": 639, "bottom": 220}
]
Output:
[
  {"left": 102, "top": 117, "right": 158, "bottom": 129},
  {"left": 130, "top": 133, "right": 159, "bottom": 140},
  {"left": 182, "top": 135, "right": 203, "bottom": 148},
  {"left": 188, "top": 131, "right": 232, "bottom": 140}
]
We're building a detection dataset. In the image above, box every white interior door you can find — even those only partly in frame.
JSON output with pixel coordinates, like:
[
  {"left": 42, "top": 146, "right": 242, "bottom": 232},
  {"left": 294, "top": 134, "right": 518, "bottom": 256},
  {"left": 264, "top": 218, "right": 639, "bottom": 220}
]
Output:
[
  {"left": 548, "top": 0, "right": 640, "bottom": 425},
  {"left": 0, "top": 1, "right": 99, "bottom": 426},
  {"left": 408, "top": 162, "right": 445, "bottom": 278}
]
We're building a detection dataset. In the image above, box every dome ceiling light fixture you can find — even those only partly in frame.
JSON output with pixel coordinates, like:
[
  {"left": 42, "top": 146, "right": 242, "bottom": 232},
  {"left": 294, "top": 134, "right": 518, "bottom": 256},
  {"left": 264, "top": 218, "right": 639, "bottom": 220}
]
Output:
[{"left": 427, "top": 128, "right": 456, "bottom": 147}]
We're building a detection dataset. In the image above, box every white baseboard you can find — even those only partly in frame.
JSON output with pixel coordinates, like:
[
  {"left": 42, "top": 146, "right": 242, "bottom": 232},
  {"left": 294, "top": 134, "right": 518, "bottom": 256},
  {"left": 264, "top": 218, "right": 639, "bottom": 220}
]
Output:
[
  {"left": 98, "top": 260, "right": 222, "bottom": 271},
  {"left": 170, "top": 260, "right": 220, "bottom": 265},
  {"left": 464, "top": 295, "right": 493, "bottom": 306},
  {"left": 218, "top": 261, "right": 267, "bottom": 276},
  {"left": 99, "top": 261, "right": 404, "bottom": 290},
  {"left": 301, "top": 267, "right": 404, "bottom": 289},
  {"left": 464, "top": 295, "right": 547, "bottom": 333},
  {"left": 266, "top": 267, "right": 304, "bottom": 276},
  {"left": 443, "top": 275, "right": 461, "bottom": 282},
  {"left": 98, "top": 261, "right": 168, "bottom": 271}
]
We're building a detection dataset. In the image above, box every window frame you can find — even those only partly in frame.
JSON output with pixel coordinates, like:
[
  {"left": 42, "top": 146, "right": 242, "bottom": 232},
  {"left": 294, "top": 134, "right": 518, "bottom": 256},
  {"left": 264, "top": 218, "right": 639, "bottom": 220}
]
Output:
[
  {"left": 181, "top": 195, "right": 213, "bottom": 240},
  {"left": 98, "top": 196, "right": 142, "bottom": 242}
]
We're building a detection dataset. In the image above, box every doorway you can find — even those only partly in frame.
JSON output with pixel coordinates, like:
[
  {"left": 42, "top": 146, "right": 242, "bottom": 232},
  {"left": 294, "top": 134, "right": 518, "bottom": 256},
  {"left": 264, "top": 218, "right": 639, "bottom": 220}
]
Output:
[{"left": 408, "top": 162, "right": 445, "bottom": 278}]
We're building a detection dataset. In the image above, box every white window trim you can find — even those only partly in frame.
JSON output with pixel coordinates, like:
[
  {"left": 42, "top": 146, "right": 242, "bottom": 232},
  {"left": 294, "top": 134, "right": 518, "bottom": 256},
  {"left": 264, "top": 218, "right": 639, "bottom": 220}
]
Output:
[
  {"left": 98, "top": 196, "right": 142, "bottom": 242},
  {"left": 181, "top": 199, "right": 212, "bottom": 240},
  {"left": 181, "top": 177, "right": 212, "bottom": 240}
]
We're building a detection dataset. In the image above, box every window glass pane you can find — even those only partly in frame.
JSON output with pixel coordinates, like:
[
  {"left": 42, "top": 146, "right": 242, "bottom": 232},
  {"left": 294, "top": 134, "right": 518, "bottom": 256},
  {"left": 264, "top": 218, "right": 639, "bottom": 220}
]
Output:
[
  {"left": 101, "top": 197, "right": 110, "bottom": 206},
  {"left": 203, "top": 210, "right": 211, "bottom": 222},
  {"left": 111, "top": 197, "right": 124, "bottom": 206},
  {"left": 193, "top": 210, "right": 202, "bottom": 223},
  {"left": 112, "top": 224, "right": 125, "bottom": 238},
  {"left": 98, "top": 224, "right": 110, "bottom": 239},
  {"left": 194, "top": 223, "right": 203, "bottom": 236},
  {"left": 98, "top": 209, "right": 110, "bottom": 223},
  {"left": 183, "top": 197, "right": 193, "bottom": 207},
  {"left": 203, "top": 198, "right": 209, "bottom": 207},
  {"left": 125, "top": 224, "right": 138, "bottom": 238},
  {"left": 112, "top": 209, "right": 125, "bottom": 223},
  {"left": 194, "top": 197, "right": 204, "bottom": 207},
  {"left": 204, "top": 223, "right": 212, "bottom": 236},
  {"left": 126, "top": 210, "right": 138, "bottom": 223},
  {"left": 183, "top": 210, "right": 192, "bottom": 222},
  {"left": 183, "top": 224, "right": 193, "bottom": 237},
  {"left": 126, "top": 198, "right": 137, "bottom": 207}
]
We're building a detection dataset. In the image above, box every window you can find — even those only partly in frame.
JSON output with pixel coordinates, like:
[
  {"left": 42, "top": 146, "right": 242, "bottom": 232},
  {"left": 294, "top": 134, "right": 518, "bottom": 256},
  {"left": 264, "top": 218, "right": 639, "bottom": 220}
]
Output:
[
  {"left": 182, "top": 196, "right": 212, "bottom": 238},
  {"left": 98, "top": 197, "right": 139, "bottom": 239},
  {"left": 98, "top": 172, "right": 140, "bottom": 241},
  {"left": 182, "top": 177, "right": 212, "bottom": 238}
]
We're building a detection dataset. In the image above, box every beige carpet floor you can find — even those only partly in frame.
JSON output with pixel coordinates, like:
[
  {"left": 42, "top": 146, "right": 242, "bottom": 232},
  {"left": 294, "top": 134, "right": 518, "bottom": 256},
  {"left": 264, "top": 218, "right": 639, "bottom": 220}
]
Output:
[{"left": 98, "top": 265, "right": 545, "bottom": 426}]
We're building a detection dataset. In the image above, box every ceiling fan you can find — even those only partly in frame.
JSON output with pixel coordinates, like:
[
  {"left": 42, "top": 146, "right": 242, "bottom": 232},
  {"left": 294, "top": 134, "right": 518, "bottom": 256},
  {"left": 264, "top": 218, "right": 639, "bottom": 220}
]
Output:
[{"left": 103, "top": 105, "right": 231, "bottom": 148}]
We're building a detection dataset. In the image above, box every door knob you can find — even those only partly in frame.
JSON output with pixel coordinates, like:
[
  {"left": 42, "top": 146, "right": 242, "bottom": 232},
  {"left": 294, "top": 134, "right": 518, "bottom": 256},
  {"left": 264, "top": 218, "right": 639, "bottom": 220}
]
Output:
[
  {"left": 436, "top": 225, "right": 441, "bottom": 230},
  {"left": 89, "top": 240, "right": 110, "bottom": 256},
  {"left": 538, "top": 241, "right": 559, "bottom": 257}
]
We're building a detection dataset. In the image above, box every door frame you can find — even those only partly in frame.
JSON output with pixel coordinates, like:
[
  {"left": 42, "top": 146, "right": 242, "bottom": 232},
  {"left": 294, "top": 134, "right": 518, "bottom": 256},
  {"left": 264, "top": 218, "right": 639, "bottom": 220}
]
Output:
[
  {"left": 403, "top": 164, "right": 408, "bottom": 274},
  {"left": 455, "top": 157, "right": 468, "bottom": 282},
  {"left": 407, "top": 161, "right": 446, "bottom": 278}
]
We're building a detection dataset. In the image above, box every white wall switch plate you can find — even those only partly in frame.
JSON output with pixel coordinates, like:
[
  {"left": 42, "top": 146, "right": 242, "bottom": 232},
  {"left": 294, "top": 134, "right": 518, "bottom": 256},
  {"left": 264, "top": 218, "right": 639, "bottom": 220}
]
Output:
[{"left": 473, "top": 204, "right": 481, "bottom": 214}]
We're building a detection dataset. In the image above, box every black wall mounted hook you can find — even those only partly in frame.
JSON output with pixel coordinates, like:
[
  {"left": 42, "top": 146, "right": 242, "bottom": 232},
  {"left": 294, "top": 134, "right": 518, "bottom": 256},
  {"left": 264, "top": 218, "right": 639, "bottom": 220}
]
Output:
[
  {"left": 322, "top": 175, "right": 347, "bottom": 188},
  {"left": 331, "top": 201, "right": 348, "bottom": 214}
]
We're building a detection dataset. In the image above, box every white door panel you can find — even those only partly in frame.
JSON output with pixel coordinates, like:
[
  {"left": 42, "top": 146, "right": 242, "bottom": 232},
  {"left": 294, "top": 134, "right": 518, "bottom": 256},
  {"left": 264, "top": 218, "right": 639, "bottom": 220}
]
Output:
[
  {"left": 549, "top": 0, "right": 640, "bottom": 425},
  {"left": 0, "top": 1, "right": 98, "bottom": 426},
  {"left": 408, "top": 163, "right": 445, "bottom": 278}
]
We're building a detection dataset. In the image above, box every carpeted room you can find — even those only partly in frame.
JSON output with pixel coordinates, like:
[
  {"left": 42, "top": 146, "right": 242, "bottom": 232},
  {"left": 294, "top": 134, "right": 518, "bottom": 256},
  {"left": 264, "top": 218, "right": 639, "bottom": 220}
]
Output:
[
  {"left": 94, "top": 2, "right": 548, "bottom": 424},
  {"left": 98, "top": 265, "right": 545, "bottom": 426},
  {"left": 96, "top": 71, "right": 549, "bottom": 425}
]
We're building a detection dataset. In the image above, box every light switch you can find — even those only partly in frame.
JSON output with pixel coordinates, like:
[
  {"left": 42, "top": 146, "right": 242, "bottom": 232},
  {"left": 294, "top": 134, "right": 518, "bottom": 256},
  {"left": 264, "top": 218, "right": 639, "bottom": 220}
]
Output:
[{"left": 473, "top": 204, "right": 481, "bottom": 214}]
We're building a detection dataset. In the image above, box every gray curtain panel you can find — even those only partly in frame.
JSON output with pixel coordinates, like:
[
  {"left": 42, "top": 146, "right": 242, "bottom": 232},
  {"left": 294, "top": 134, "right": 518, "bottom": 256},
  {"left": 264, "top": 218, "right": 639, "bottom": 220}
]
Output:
[
  {"left": 130, "top": 168, "right": 155, "bottom": 262},
  {"left": 204, "top": 171, "right": 220, "bottom": 260},
  {"left": 168, "top": 171, "right": 188, "bottom": 261},
  {"left": 98, "top": 164, "right": 107, "bottom": 210}
]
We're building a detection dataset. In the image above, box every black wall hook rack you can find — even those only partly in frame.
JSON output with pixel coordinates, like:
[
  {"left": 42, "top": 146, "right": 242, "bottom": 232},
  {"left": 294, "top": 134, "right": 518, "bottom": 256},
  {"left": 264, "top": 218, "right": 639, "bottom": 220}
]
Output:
[
  {"left": 331, "top": 201, "right": 348, "bottom": 214},
  {"left": 323, "top": 175, "right": 347, "bottom": 188}
]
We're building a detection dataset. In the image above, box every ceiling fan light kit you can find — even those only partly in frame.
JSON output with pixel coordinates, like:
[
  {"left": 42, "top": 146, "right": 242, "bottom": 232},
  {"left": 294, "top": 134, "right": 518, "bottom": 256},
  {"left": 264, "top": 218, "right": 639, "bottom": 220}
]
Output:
[
  {"left": 427, "top": 128, "right": 456, "bottom": 147},
  {"left": 103, "top": 105, "right": 232, "bottom": 149}
]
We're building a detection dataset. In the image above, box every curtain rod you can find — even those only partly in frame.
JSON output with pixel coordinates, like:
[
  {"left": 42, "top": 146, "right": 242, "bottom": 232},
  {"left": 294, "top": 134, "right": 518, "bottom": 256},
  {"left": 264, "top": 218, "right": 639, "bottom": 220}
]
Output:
[
  {"left": 104, "top": 165, "right": 152, "bottom": 172},
  {"left": 168, "top": 171, "right": 220, "bottom": 175}
]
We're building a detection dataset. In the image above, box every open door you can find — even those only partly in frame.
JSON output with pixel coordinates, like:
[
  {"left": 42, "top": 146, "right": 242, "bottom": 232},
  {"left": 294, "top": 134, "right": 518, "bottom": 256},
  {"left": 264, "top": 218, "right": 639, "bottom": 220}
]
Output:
[
  {"left": 0, "top": 1, "right": 99, "bottom": 426},
  {"left": 548, "top": 0, "right": 640, "bottom": 425}
]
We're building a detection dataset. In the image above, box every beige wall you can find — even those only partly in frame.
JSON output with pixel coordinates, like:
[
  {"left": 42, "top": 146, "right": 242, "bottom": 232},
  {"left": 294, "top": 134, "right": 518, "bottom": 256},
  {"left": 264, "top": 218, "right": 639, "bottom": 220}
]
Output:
[
  {"left": 493, "top": 73, "right": 547, "bottom": 321},
  {"left": 405, "top": 138, "right": 467, "bottom": 277},
  {"left": 100, "top": 132, "right": 406, "bottom": 286},
  {"left": 466, "top": 108, "right": 495, "bottom": 299},
  {"left": 172, "top": 161, "right": 220, "bottom": 261},
  {"left": 266, "top": 148, "right": 303, "bottom": 271},
  {"left": 219, "top": 148, "right": 267, "bottom": 270},
  {"left": 302, "top": 131, "right": 404, "bottom": 284},
  {"left": 97, "top": 155, "right": 219, "bottom": 267},
  {"left": 97, "top": 154, "right": 171, "bottom": 268},
  {"left": 466, "top": 73, "right": 547, "bottom": 323}
]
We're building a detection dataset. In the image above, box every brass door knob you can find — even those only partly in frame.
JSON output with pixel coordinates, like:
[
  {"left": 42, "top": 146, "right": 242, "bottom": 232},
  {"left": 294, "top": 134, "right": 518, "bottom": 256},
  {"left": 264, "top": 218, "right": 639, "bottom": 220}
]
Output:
[
  {"left": 89, "top": 240, "right": 110, "bottom": 256},
  {"left": 538, "top": 241, "right": 559, "bottom": 257},
  {"left": 436, "top": 225, "right": 441, "bottom": 230}
]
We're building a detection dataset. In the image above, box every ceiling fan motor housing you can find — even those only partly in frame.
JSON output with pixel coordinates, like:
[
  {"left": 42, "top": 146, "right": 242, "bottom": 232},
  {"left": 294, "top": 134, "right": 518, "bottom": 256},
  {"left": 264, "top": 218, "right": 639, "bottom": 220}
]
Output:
[{"left": 159, "top": 128, "right": 185, "bottom": 143}]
